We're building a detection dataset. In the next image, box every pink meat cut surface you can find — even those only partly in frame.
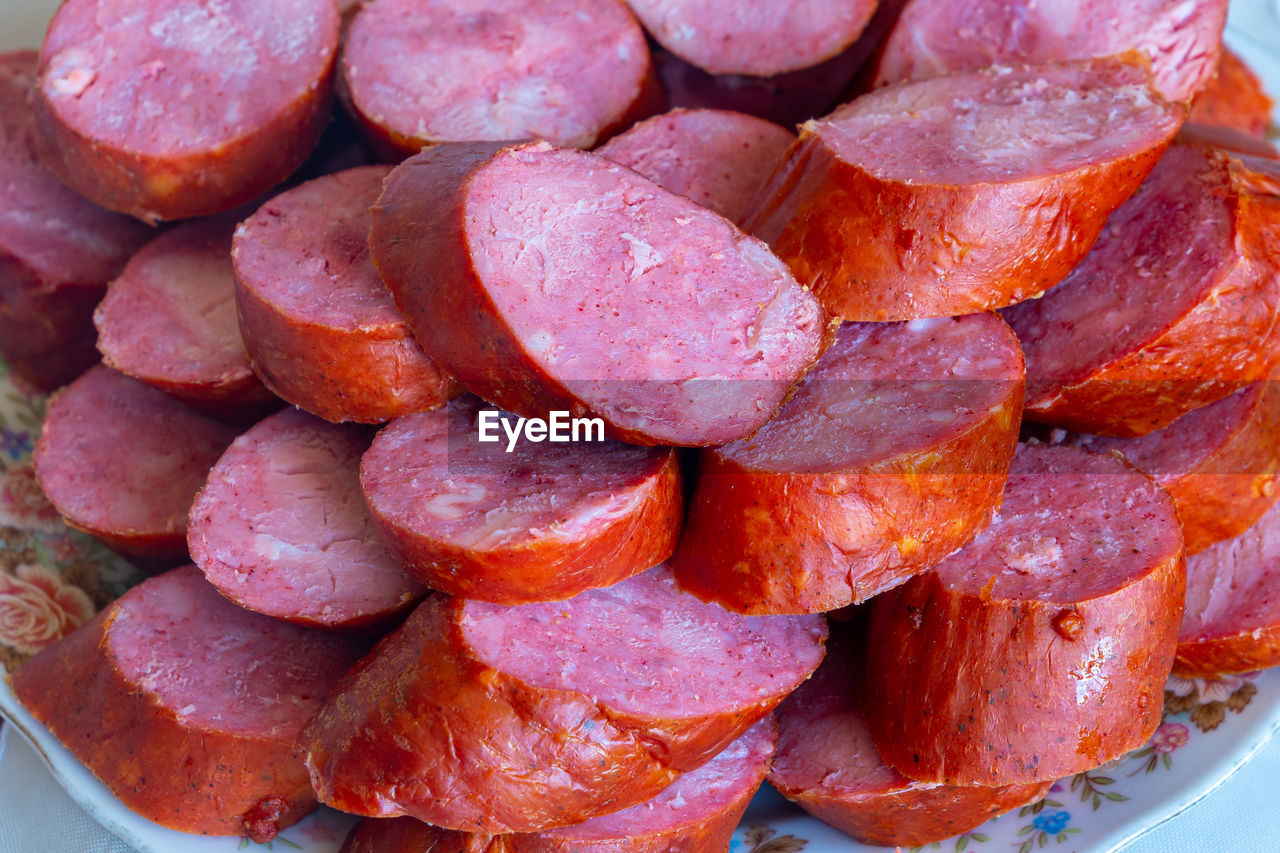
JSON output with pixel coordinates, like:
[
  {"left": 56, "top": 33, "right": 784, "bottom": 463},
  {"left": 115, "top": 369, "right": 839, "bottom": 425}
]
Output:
[
  {"left": 1183, "top": 498, "right": 1280, "bottom": 642},
  {"left": 233, "top": 166, "right": 402, "bottom": 328},
  {"left": 596, "top": 108, "right": 793, "bottom": 222},
  {"left": 932, "top": 443, "right": 1182, "bottom": 602},
  {"left": 39, "top": 0, "right": 338, "bottom": 156},
  {"left": 460, "top": 565, "right": 827, "bottom": 719},
  {"left": 190, "top": 408, "right": 422, "bottom": 625},
  {"left": 722, "top": 314, "right": 1023, "bottom": 473},
  {"left": 343, "top": 0, "right": 649, "bottom": 148},
  {"left": 820, "top": 60, "right": 1180, "bottom": 186},
  {"left": 361, "top": 397, "right": 669, "bottom": 551},
  {"left": 108, "top": 565, "right": 365, "bottom": 738}
]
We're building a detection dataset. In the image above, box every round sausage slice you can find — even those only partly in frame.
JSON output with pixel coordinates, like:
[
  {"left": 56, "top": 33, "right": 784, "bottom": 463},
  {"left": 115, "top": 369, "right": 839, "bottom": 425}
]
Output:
[
  {"left": 862, "top": 443, "right": 1185, "bottom": 786},
  {"left": 369, "top": 141, "right": 826, "bottom": 447},
  {"left": 233, "top": 167, "right": 455, "bottom": 424},
  {"left": 189, "top": 408, "right": 426, "bottom": 630},
  {"left": 1003, "top": 142, "right": 1280, "bottom": 436},
  {"left": 340, "top": 719, "right": 775, "bottom": 852},
  {"left": 94, "top": 217, "right": 278, "bottom": 420},
  {"left": 341, "top": 0, "right": 658, "bottom": 158},
  {"left": 672, "top": 313, "right": 1024, "bottom": 615},
  {"left": 745, "top": 58, "right": 1184, "bottom": 321},
  {"left": 1190, "top": 49, "right": 1275, "bottom": 140},
  {"left": 770, "top": 632, "right": 1050, "bottom": 847},
  {"left": 35, "top": 0, "right": 339, "bottom": 223},
  {"left": 303, "top": 566, "right": 826, "bottom": 833},
  {"left": 596, "top": 108, "right": 793, "bottom": 223},
  {"left": 873, "top": 0, "right": 1228, "bottom": 104},
  {"left": 33, "top": 365, "right": 239, "bottom": 562},
  {"left": 10, "top": 565, "right": 369, "bottom": 842},
  {"left": 360, "top": 396, "right": 681, "bottom": 604},
  {"left": 0, "top": 50, "right": 151, "bottom": 392}
]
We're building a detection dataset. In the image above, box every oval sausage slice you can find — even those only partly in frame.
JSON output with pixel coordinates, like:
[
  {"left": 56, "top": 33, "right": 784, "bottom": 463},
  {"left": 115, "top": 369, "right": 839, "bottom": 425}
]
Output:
[
  {"left": 370, "top": 141, "right": 826, "bottom": 447},
  {"left": 36, "top": 0, "right": 340, "bottom": 222},
  {"left": 360, "top": 396, "right": 681, "bottom": 604},
  {"left": 862, "top": 443, "right": 1185, "bottom": 786},
  {"left": 1190, "top": 49, "right": 1275, "bottom": 140},
  {"left": 341, "top": 0, "right": 658, "bottom": 158},
  {"left": 745, "top": 58, "right": 1184, "bottom": 321},
  {"left": 10, "top": 565, "right": 369, "bottom": 842},
  {"left": 770, "top": 631, "right": 1051, "bottom": 847},
  {"left": 1003, "top": 142, "right": 1280, "bottom": 436},
  {"left": 303, "top": 566, "right": 826, "bottom": 833},
  {"left": 233, "top": 167, "right": 455, "bottom": 424},
  {"left": 672, "top": 313, "right": 1023, "bottom": 615},
  {"left": 94, "top": 217, "right": 278, "bottom": 420},
  {"left": 596, "top": 108, "right": 793, "bottom": 223},
  {"left": 873, "top": 0, "right": 1228, "bottom": 103},
  {"left": 33, "top": 365, "right": 239, "bottom": 562},
  {"left": 0, "top": 50, "right": 151, "bottom": 391},
  {"left": 189, "top": 408, "right": 426, "bottom": 630}
]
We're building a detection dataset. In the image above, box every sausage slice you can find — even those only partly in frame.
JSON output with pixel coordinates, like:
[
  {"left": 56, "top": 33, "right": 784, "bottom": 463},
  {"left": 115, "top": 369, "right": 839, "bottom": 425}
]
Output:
[
  {"left": 369, "top": 141, "right": 826, "bottom": 447},
  {"left": 303, "top": 566, "right": 826, "bottom": 832},
  {"left": 11, "top": 565, "right": 369, "bottom": 842},
  {"left": 33, "top": 365, "right": 239, "bottom": 562},
  {"left": 1190, "top": 49, "right": 1275, "bottom": 140},
  {"left": 672, "top": 313, "right": 1024, "bottom": 614},
  {"left": 233, "top": 167, "right": 455, "bottom": 424},
  {"left": 862, "top": 443, "right": 1185, "bottom": 786},
  {"left": 189, "top": 408, "right": 426, "bottom": 630},
  {"left": 359, "top": 396, "right": 682, "bottom": 604},
  {"left": 745, "top": 58, "right": 1184, "bottom": 320},
  {"left": 35, "top": 0, "right": 340, "bottom": 222}
]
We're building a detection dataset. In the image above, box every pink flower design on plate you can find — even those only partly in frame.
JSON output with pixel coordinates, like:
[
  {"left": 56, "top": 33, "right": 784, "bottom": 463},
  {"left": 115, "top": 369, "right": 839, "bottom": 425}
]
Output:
[
  {"left": 0, "top": 464, "right": 63, "bottom": 533},
  {"left": 1150, "top": 722, "right": 1190, "bottom": 754},
  {"left": 0, "top": 564, "right": 95, "bottom": 654},
  {"left": 296, "top": 816, "right": 340, "bottom": 842}
]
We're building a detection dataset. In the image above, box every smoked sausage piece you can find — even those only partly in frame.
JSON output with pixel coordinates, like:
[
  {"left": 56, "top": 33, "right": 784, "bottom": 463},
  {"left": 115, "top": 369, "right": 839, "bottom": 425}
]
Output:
[
  {"left": 359, "top": 396, "right": 682, "bottom": 604},
  {"left": 189, "top": 408, "right": 426, "bottom": 630},
  {"left": 1004, "top": 142, "right": 1280, "bottom": 436},
  {"left": 35, "top": 0, "right": 340, "bottom": 222},
  {"left": 596, "top": 108, "right": 793, "bottom": 223},
  {"left": 0, "top": 50, "right": 151, "bottom": 391},
  {"left": 94, "top": 217, "right": 278, "bottom": 420},
  {"left": 11, "top": 565, "right": 369, "bottom": 841},
  {"left": 862, "top": 443, "right": 1185, "bottom": 786},
  {"left": 341, "top": 0, "right": 659, "bottom": 158},
  {"left": 369, "top": 141, "right": 826, "bottom": 447},
  {"left": 873, "top": 0, "right": 1228, "bottom": 104},
  {"left": 33, "top": 365, "right": 238, "bottom": 562},
  {"left": 1190, "top": 49, "right": 1275, "bottom": 140},
  {"left": 672, "top": 313, "right": 1023, "bottom": 615},
  {"left": 232, "top": 167, "right": 455, "bottom": 424},
  {"left": 303, "top": 566, "right": 826, "bottom": 832},
  {"left": 744, "top": 58, "right": 1184, "bottom": 321}
]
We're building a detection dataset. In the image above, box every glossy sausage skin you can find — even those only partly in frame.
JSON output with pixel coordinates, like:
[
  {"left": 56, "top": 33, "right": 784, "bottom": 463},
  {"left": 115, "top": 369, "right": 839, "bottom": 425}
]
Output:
[{"left": 1188, "top": 48, "right": 1274, "bottom": 139}]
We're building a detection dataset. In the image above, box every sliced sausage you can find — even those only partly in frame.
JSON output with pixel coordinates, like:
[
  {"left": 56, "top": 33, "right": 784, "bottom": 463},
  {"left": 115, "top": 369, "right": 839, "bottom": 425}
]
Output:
[
  {"left": 340, "top": 719, "right": 774, "bottom": 852},
  {"left": 1003, "top": 142, "right": 1280, "bottom": 436},
  {"left": 369, "top": 141, "right": 826, "bottom": 447},
  {"left": 1190, "top": 48, "right": 1275, "bottom": 139},
  {"left": 672, "top": 313, "right": 1024, "bottom": 615},
  {"left": 596, "top": 108, "right": 793, "bottom": 223},
  {"left": 0, "top": 50, "right": 151, "bottom": 392},
  {"left": 744, "top": 57, "right": 1184, "bottom": 321},
  {"left": 303, "top": 565, "right": 826, "bottom": 832},
  {"left": 233, "top": 166, "right": 455, "bottom": 424},
  {"left": 10, "top": 565, "right": 369, "bottom": 842},
  {"left": 340, "top": 0, "right": 659, "bottom": 158},
  {"left": 770, "top": 631, "right": 1051, "bottom": 847},
  {"left": 873, "top": 0, "right": 1228, "bottom": 103},
  {"left": 862, "top": 443, "right": 1185, "bottom": 786},
  {"left": 33, "top": 365, "right": 239, "bottom": 562},
  {"left": 93, "top": 217, "right": 278, "bottom": 420},
  {"left": 35, "top": 0, "right": 339, "bottom": 222},
  {"left": 188, "top": 408, "right": 426, "bottom": 630},
  {"left": 1177, "top": 121, "right": 1280, "bottom": 161},
  {"left": 1178, "top": 497, "right": 1280, "bottom": 675},
  {"left": 1059, "top": 379, "right": 1280, "bottom": 555},
  {"left": 360, "top": 396, "right": 681, "bottom": 604}
]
